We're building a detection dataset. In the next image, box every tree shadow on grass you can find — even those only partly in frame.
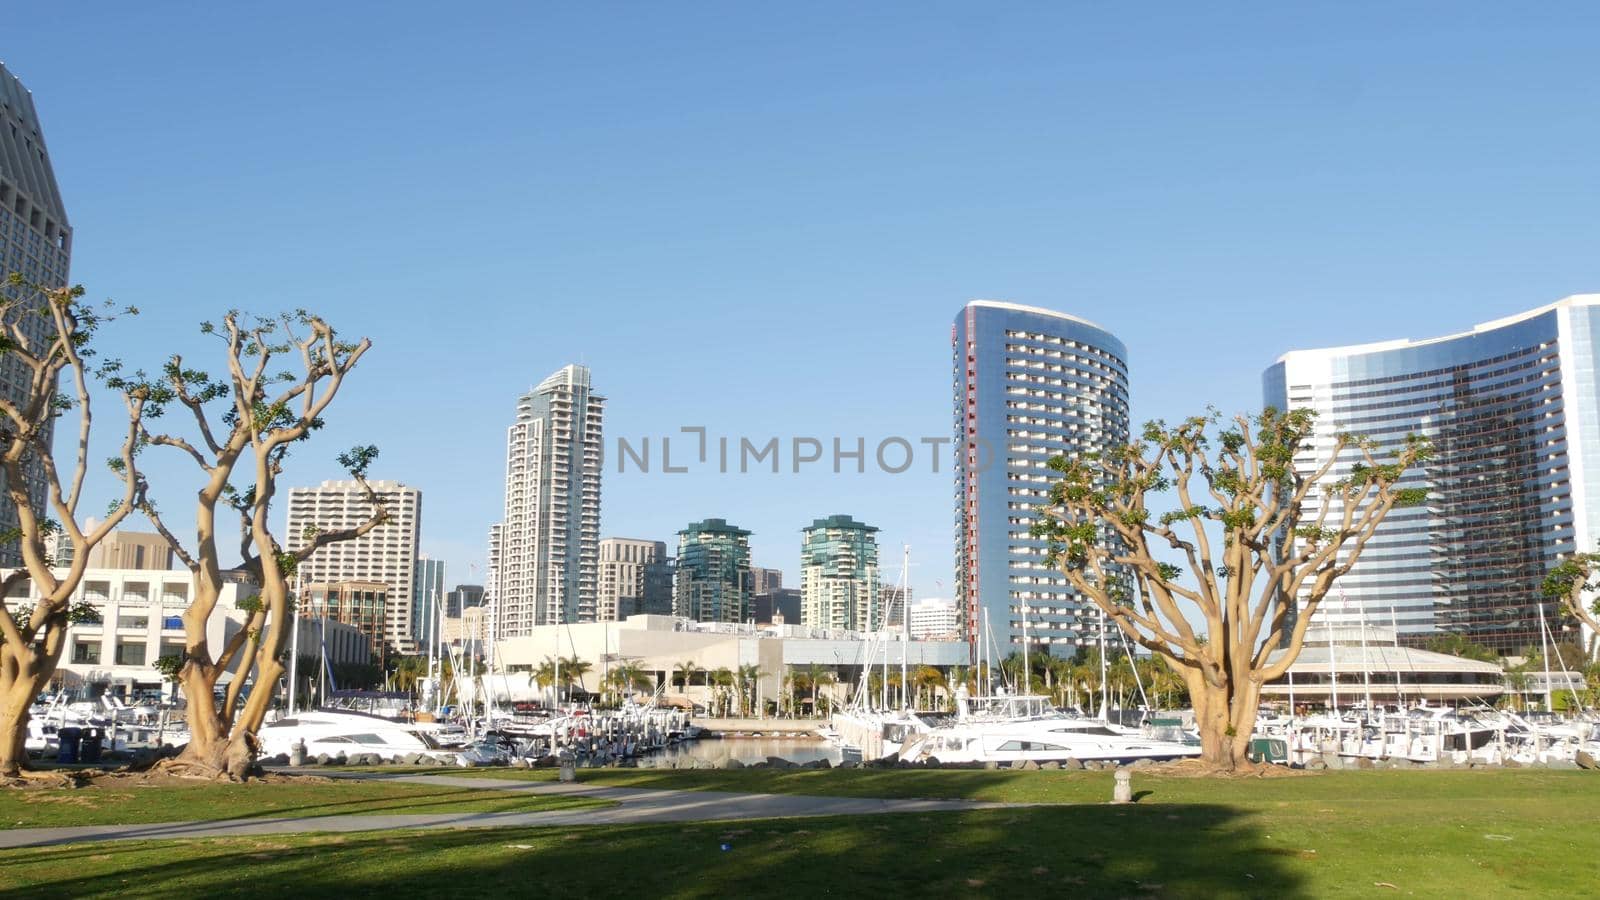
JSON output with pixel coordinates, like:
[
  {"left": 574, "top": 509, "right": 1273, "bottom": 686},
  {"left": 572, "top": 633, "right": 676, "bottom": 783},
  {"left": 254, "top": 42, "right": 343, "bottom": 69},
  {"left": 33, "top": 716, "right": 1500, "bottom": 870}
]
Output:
[{"left": 0, "top": 804, "right": 1305, "bottom": 899}]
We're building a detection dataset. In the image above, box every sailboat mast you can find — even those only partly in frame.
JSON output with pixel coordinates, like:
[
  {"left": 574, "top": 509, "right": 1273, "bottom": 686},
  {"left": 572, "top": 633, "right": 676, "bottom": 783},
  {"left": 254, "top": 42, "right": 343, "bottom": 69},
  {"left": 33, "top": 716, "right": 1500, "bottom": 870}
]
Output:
[{"left": 900, "top": 544, "right": 910, "bottom": 711}]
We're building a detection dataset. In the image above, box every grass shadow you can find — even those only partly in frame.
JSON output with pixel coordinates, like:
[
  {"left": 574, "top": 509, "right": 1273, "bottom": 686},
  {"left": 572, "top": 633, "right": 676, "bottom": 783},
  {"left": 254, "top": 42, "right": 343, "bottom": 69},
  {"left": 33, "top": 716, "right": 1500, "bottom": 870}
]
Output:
[{"left": 0, "top": 804, "right": 1303, "bottom": 899}]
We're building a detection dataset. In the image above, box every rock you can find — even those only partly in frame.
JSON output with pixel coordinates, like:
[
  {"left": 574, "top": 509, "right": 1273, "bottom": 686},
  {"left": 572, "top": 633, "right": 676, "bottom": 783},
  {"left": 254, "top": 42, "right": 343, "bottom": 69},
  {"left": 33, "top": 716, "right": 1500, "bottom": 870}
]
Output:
[
  {"left": 815, "top": 758, "right": 832, "bottom": 769},
  {"left": 1576, "top": 751, "right": 1599, "bottom": 770},
  {"left": 1131, "top": 758, "right": 1154, "bottom": 769},
  {"left": 1063, "top": 757, "right": 1084, "bottom": 770},
  {"left": 1040, "top": 761, "right": 1059, "bottom": 771},
  {"left": 1502, "top": 758, "right": 1522, "bottom": 769},
  {"left": 1306, "top": 758, "right": 1329, "bottom": 771},
  {"left": 314, "top": 753, "right": 331, "bottom": 765},
  {"left": 720, "top": 758, "right": 744, "bottom": 769},
  {"left": 836, "top": 760, "right": 859, "bottom": 769},
  {"left": 767, "top": 756, "right": 797, "bottom": 769},
  {"left": 1356, "top": 757, "right": 1375, "bottom": 770},
  {"left": 1019, "top": 760, "right": 1040, "bottom": 771},
  {"left": 1547, "top": 758, "right": 1578, "bottom": 770},
  {"left": 983, "top": 760, "right": 1000, "bottom": 770},
  {"left": 924, "top": 757, "right": 942, "bottom": 769}
]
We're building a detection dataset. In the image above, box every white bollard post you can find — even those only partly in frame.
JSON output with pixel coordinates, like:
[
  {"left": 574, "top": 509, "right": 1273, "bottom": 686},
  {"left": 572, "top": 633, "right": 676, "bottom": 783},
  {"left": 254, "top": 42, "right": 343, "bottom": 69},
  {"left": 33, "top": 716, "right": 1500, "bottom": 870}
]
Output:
[{"left": 1113, "top": 767, "right": 1132, "bottom": 804}]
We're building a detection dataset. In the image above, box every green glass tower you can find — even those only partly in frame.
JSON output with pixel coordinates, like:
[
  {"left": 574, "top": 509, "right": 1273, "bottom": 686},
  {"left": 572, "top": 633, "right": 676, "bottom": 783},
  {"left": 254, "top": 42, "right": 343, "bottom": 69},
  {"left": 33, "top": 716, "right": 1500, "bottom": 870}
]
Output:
[
  {"left": 800, "top": 514, "right": 880, "bottom": 631},
  {"left": 674, "top": 519, "right": 752, "bottom": 624}
]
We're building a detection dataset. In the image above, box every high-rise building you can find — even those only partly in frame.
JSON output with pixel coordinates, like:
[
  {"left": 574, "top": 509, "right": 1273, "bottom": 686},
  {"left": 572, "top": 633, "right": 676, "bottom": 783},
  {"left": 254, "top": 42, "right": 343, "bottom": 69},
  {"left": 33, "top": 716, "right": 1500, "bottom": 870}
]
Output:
[
  {"left": 953, "top": 300, "right": 1131, "bottom": 657},
  {"left": 879, "top": 582, "right": 912, "bottom": 629},
  {"left": 285, "top": 480, "right": 422, "bottom": 654},
  {"left": 1264, "top": 295, "right": 1600, "bottom": 653},
  {"left": 749, "top": 567, "right": 784, "bottom": 595},
  {"left": 446, "top": 583, "right": 484, "bottom": 619},
  {"left": 412, "top": 555, "right": 445, "bottom": 654},
  {"left": 495, "top": 365, "right": 604, "bottom": 635},
  {"left": 909, "top": 597, "right": 961, "bottom": 641},
  {"left": 674, "top": 519, "right": 752, "bottom": 624},
  {"left": 304, "top": 581, "right": 389, "bottom": 663},
  {"left": 799, "top": 515, "right": 880, "bottom": 631},
  {"left": 597, "top": 537, "right": 673, "bottom": 620},
  {"left": 752, "top": 587, "right": 801, "bottom": 625},
  {"left": 0, "top": 63, "right": 73, "bottom": 566}
]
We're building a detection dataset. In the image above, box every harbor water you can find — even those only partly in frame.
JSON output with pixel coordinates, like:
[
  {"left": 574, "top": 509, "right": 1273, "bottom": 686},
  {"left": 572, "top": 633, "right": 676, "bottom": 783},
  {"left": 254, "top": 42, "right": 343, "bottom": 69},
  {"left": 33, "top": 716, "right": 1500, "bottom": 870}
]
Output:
[{"left": 654, "top": 736, "right": 841, "bottom": 766}]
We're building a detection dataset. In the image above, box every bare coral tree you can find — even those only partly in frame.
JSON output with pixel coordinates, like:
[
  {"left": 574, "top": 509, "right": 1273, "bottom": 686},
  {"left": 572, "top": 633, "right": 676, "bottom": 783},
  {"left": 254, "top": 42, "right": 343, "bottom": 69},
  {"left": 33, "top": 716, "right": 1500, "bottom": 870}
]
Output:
[
  {"left": 1541, "top": 550, "right": 1600, "bottom": 660},
  {"left": 0, "top": 276, "right": 152, "bottom": 779},
  {"left": 1032, "top": 408, "right": 1430, "bottom": 772},
  {"left": 137, "top": 311, "right": 382, "bottom": 779}
]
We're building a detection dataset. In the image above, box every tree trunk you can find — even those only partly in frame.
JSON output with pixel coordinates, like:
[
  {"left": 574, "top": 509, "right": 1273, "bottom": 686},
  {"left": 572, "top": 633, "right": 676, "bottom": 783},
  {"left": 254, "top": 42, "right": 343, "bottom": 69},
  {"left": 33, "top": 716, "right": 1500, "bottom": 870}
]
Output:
[
  {"left": 0, "top": 696, "right": 31, "bottom": 779},
  {"left": 1191, "top": 674, "right": 1262, "bottom": 773},
  {"left": 0, "top": 645, "right": 53, "bottom": 780}
]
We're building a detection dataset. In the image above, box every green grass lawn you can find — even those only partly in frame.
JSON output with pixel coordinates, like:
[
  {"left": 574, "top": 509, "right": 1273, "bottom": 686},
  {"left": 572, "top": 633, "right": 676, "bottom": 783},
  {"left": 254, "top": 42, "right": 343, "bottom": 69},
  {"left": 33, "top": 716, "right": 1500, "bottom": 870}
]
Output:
[
  {"left": 0, "top": 778, "right": 606, "bottom": 828},
  {"left": 0, "top": 769, "right": 1594, "bottom": 898}
]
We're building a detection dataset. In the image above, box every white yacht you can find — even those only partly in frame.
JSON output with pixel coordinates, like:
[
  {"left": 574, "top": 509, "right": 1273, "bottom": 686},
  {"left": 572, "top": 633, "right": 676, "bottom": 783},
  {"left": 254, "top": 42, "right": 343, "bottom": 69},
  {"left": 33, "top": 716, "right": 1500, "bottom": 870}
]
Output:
[{"left": 258, "top": 709, "right": 451, "bottom": 762}]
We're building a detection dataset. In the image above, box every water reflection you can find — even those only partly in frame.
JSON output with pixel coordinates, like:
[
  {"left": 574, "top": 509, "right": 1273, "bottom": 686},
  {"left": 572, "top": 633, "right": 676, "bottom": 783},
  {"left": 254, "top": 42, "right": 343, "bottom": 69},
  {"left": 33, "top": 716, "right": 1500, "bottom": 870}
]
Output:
[{"left": 653, "top": 737, "right": 842, "bottom": 765}]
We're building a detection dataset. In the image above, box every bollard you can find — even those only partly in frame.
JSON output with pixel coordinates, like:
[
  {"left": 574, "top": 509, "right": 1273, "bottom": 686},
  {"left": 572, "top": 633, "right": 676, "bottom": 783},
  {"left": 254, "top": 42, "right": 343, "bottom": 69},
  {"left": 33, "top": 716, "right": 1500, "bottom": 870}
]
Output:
[
  {"left": 290, "top": 739, "right": 306, "bottom": 767},
  {"left": 559, "top": 752, "right": 577, "bottom": 783},
  {"left": 1113, "top": 767, "right": 1132, "bottom": 804}
]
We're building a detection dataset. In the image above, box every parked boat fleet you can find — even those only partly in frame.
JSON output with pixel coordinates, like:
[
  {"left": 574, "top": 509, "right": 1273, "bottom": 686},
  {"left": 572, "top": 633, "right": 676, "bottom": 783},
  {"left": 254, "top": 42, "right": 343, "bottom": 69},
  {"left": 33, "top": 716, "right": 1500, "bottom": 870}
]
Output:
[
  {"left": 26, "top": 687, "right": 698, "bottom": 768},
  {"left": 829, "top": 692, "right": 1204, "bottom": 766},
  {"left": 1256, "top": 706, "right": 1600, "bottom": 767},
  {"left": 258, "top": 698, "right": 697, "bottom": 767},
  {"left": 828, "top": 689, "right": 1600, "bottom": 768}
]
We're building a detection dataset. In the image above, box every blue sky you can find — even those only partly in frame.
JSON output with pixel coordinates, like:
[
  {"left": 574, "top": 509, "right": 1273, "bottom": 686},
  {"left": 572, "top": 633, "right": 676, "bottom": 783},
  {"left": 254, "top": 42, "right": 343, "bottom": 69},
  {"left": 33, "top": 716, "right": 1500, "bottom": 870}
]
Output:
[{"left": 6, "top": 4, "right": 1600, "bottom": 595}]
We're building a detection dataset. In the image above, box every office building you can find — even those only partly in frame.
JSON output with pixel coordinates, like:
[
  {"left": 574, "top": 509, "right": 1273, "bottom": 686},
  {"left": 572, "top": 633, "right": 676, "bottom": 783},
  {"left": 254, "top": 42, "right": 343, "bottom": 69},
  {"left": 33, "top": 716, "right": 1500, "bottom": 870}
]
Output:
[
  {"left": 749, "top": 567, "right": 784, "bottom": 595},
  {"left": 413, "top": 555, "right": 445, "bottom": 654},
  {"left": 0, "top": 63, "right": 73, "bottom": 566},
  {"left": 1265, "top": 295, "right": 1600, "bottom": 652},
  {"left": 799, "top": 515, "right": 880, "bottom": 631},
  {"left": 880, "top": 582, "right": 911, "bottom": 629},
  {"left": 447, "top": 583, "right": 484, "bottom": 619},
  {"left": 303, "top": 581, "right": 390, "bottom": 662},
  {"left": 597, "top": 537, "right": 673, "bottom": 621},
  {"left": 285, "top": 479, "right": 422, "bottom": 653},
  {"left": 674, "top": 519, "right": 752, "bottom": 624},
  {"left": 909, "top": 597, "right": 961, "bottom": 641},
  {"left": 752, "top": 587, "right": 801, "bottom": 626},
  {"left": 953, "top": 300, "right": 1131, "bottom": 656},
  {"left": 494, "top": 364, "right": 604, "bottom": 635}
]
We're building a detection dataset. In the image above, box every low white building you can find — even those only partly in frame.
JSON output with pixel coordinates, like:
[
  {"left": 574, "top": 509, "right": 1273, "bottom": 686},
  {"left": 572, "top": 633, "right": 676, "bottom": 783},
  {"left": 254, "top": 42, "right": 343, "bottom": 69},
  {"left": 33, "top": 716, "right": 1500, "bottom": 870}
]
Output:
[
  {"left": 908, "top": 598, "right": 959, "bottom": 641},
  {"left": 1261, "top": 626, "right": 1506, "bottom": 704},
  {"left": 5, "top": 567, "right": 371, "bottom": 701},
  {"left": 494, "top": 613, "right": 969, "bottom": 711}
]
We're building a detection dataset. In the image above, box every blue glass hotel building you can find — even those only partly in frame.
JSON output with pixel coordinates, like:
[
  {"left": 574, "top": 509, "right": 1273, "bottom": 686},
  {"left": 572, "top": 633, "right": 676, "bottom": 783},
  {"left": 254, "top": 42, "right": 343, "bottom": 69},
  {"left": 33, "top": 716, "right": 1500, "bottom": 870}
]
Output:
[
  {"left": 1264, "top": 295, "right": 1600, "bottom": 653},
  {"left": 953, "top": 301, "right": 1130, "bottom": 659}
]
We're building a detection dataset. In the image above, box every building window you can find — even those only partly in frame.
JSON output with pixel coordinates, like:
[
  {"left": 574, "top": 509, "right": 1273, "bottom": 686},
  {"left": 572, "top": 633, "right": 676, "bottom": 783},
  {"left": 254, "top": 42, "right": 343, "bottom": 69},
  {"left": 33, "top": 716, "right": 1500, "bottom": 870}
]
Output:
[
  {"left": 72, "top": 641, "right": 101, "bottom": 665},
  {"left": 115, "top": 642, "right": 147, "bottom": 666}
]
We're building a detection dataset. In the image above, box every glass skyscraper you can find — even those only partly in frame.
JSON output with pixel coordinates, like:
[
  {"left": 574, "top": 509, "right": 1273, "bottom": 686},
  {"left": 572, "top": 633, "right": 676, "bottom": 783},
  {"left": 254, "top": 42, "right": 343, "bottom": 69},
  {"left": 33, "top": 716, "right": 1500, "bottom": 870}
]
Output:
[
  {"left": 674, "top": 519, "right": 752, "bottom": 624},
  {"left": 1264, "top": 294, "right": 1600, "bottom": 652},
  {"left": 0, "top": 63, "right": 73, "bottom": 566},
  {"left": 494, "top": 364, "right": 604, "bottom": 635},
  {"left": 953, "top": 300, "right": 1130, "bottom": 658}
]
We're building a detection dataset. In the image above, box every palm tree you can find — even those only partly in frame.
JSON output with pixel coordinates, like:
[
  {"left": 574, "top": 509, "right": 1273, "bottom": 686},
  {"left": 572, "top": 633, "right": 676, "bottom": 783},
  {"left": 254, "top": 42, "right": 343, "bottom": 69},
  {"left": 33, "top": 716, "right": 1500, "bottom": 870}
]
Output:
[
  {"left": 390, "top": 655, "right": 427, "bottom": 694},
  {"left": 673, "top": 660, "right": 704, "bottom": 697},
  {"left": 534, "top": 656, "right": 558, "bottom": 690},
  {"left": 914, "top": 666, "right": 945, "bottom": 710},
  {"left": 607, "top": 662, "right": 651, "bottom": 704},
  {"left": 560, "top": 655, "right": 594, "bottom": 698},
  {"left": 736, "top": 664, "right": 764, "bottom": 717},
  {"left": 709, "top": 667, "right": 735, "bottom": 716}
]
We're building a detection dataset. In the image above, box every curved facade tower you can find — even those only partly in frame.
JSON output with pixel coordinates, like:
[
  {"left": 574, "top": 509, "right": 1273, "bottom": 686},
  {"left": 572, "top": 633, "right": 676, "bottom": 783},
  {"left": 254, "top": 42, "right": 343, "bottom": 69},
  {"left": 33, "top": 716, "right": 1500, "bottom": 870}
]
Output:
[
  {"left": 1264, "top": 294, "right": 1600, "bottom": 652},
  {"left": 953, "top": 301, "right": 1130, "bottom": 660}
]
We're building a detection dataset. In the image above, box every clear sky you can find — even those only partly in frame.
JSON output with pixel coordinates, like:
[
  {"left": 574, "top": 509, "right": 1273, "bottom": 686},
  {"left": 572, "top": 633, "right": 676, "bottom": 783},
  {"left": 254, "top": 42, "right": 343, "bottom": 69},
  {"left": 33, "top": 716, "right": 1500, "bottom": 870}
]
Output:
[{"left": 5, "top": 4, "right": 1599, "bottom": 596}]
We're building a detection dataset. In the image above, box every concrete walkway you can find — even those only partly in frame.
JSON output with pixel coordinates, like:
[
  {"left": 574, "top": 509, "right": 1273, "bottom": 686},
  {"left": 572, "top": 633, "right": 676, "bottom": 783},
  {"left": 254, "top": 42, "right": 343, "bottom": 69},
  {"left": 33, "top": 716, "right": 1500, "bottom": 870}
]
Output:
[{"left": 0, "top": 771, "right": 1006, "bottom": 849}]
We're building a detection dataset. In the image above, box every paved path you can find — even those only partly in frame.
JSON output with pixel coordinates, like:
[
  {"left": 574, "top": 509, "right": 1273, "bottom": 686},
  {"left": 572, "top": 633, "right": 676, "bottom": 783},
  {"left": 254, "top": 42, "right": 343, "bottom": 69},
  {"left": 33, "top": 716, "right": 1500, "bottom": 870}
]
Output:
[{"left": 0, "top": 771, "right": 1007, "bottom": 849}]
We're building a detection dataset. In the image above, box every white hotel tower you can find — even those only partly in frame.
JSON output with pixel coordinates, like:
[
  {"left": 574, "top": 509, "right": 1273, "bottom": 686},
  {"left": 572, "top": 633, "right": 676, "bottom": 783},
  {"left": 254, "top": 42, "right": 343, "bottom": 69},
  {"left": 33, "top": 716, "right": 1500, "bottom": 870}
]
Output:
[
  {"left": 492, "top": 364, "right": 604, "bottom": 636},
  {"left": 285, "top": 480, "right": 422, "bottom": 653}
]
